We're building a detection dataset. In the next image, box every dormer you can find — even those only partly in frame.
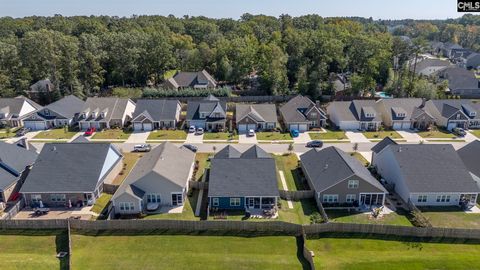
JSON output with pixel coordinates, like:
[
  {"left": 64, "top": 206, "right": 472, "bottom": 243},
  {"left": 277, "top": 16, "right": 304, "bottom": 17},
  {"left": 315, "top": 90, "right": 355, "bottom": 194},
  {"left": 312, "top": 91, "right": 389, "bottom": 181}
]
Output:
[
  {"left": 208, "top": 103, "right": 225, "bottom": 119},
  {"left": 43, "top": 108, "right": 50, "bottom": 116},
  {"left": 100, "top": 108, "right": 108, "bottom": 119},
  {"left": 392, "top": 107, "right": 407, "bottom": 119},
  {"left": 462, "top": 104, "right": 477, "bottom": 118},
  {"left": 361, "top": 106, "right": 376, "bottom": 118}
]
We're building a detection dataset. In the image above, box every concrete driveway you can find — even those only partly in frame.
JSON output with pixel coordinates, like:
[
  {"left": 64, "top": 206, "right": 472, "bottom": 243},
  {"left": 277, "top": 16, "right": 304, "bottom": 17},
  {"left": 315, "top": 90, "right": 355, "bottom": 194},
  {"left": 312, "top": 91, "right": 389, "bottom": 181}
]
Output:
[
  {"left": 239, "top": 133, "right": 258, "bottom": 144},
  {"left": 293, "top": 132, "right": 311, "bottom": 144},
  {"left": 465, "top": 131, "right": 478, "bottom": 143},
  {"left": 395, "top": 130, "right": 423, "bottom": 143},
  {"left": 126, "top": 131, "right": 150, "bottom": 144},
  {"left": 185, "top": 132, "right": 204, "bottom": 143},
  {"left": 6, "top": 130, "right": 41, "bottom": 144},
  {"left": 345, "top": 131, "right": 369, "bottom": 143}
]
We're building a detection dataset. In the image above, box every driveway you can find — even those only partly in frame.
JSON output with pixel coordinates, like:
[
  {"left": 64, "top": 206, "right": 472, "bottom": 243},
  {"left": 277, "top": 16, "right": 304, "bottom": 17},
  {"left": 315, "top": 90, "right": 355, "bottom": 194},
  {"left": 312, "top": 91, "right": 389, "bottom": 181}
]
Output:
[
  {"left": 239, "top": 133, "right": 258, "bottom": 144},
  {"left": 125, "top": 131, "right": 150, "bottom": 144},
  {"left": 293, "top": 132, "right": 311, "bottom": 144},
  {"left": 345, "top": 131, "right": 369, "bottom": 143},
  {"left": 6, "top": 130, "right": 41, "bottom": 144},
  {"left": 395, "top": 130, "right": 423, "bottom": 143},
  {"left": 185, "top": 132, "right": 204, "bottom": 143},
  {"left": 465, "top": 131, "right": 478, "bottom": 143}
]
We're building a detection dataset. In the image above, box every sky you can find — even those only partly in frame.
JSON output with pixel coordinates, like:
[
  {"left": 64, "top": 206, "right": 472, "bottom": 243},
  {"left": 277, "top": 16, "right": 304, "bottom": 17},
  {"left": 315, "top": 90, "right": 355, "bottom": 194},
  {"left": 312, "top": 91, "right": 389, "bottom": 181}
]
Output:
[{"left": 0, "top": 0, "right": 470, "bottom": 20}]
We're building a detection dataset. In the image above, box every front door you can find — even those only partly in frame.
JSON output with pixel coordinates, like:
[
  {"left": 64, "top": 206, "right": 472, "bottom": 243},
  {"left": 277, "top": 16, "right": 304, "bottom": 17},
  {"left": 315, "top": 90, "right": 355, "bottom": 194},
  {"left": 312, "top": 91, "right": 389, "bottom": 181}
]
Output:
[{"left": 247, "top": 198, "right": 255, "bottom": 208}]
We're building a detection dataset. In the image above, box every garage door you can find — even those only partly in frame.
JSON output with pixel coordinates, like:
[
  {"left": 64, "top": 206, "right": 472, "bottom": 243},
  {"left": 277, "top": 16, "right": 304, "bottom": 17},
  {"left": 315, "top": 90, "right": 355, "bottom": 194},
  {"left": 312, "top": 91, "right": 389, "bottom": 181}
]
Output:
[
  {"left": 289, "top": 124, "right": 299, "bottom": 131},
  {"left": 247, "top": 124, "right": 256, "bottom": 131},
  {"left": 298, "top": 124, "right": 308, "bottom": 132},
  {"left": 133, "top": 122, "right": 143, "bottom": 131},
  {"left": 447, "top": 122, "right": 457, "bottom": 131},
  {"left": 143, "top": 123, "right": 153, "bottom": 131},
  {"left": 393, "top": 122, "right": 403, "bottom": 130},
  {"left": 238, "top": 124, "right": 247, "bottom": 132},
  {"left": 24, "top": 121, "right": 46, "bottom": 130}
]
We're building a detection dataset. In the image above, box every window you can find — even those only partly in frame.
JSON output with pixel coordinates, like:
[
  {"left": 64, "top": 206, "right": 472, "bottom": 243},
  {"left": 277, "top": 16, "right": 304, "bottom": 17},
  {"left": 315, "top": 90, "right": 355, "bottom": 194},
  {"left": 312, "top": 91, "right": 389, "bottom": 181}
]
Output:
[
  {"left": 323, "top": 194, "right": 338, "bottom": 203},
  {"left": 44, "top": 109, "right": 50, "bottom": 116},
  {"left": 456, "top": 114, "right": 461, "bottom": 119},
  {"left": 348, "top": 180, "right": 359, "bottom": 189},
  {"left": 346, "top": 194, "right": 356, "bottom": 203},
  {"left": 31, "top": 194, "right": 41, "bottom": 203},
  {"left": 50, "top": 194, "right": 66, "bottom": 202},
  {"left": 230, "top": 198, "right": 241, "bottom": 207},
  {"left": 436, "top": 195, "right": 451, "bottom": 203},
  {"left": 311, "top": 112, "right": 317, "bottom": 117},
  {"left": 172, "top": 193, "right": 183, "bottom": 206},
  {"left": 119, "top": 202, "right": 134, "bottom": 211},
  {"left": 417, "top": 195, "right": 427, "bottom": 203},
  {"left": 212, "top": 198, "right": 219, "bottom": 207},
  {"left": 146, "top": 194, "right": 161, "bottom": 203}
]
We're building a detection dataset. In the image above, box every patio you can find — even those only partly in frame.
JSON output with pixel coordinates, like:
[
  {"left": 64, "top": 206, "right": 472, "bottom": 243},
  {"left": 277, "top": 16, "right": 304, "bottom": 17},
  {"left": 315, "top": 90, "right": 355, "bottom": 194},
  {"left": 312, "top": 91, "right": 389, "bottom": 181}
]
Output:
[{"left": 13, "top": 206, "right": 95, "bottom": 220}]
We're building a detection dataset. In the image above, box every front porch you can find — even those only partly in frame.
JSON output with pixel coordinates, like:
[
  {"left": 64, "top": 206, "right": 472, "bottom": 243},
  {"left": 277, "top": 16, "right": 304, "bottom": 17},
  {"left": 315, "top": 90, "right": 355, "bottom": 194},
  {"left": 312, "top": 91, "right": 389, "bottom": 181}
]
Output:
[{"left": 359, "top": 121, "right": 380, "bottom": 131}]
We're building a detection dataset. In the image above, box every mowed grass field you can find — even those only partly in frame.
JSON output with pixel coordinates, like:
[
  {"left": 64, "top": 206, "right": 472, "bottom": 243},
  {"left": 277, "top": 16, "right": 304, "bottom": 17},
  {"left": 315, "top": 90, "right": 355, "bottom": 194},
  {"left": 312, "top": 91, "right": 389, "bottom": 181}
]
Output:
[
  {"left": 71, "top": 234, "right": 304, "bottom": 270},
  {"left": 0, "top": 231, "right": 66, "bottom": 270},
  {"left": 307, "top": 237, "right": 480, "bottom": 270}
]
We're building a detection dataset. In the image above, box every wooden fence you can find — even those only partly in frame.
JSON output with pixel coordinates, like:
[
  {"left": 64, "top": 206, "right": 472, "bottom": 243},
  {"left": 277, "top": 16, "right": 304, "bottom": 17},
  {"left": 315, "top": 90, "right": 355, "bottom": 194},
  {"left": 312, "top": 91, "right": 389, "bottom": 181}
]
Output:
[
  {"left": 189, "top": 181, "right": 209, "bottom": 190},
  {"left": 279, "top": 190, "right": 314, "bottom": 201},
  {"left": 314, "top": 195, "right": 329, "bottom": 223},
  {"left": 158, "top": 95, "right": 295, "bottom": 104},
  {"left": 1, "top": 200, "right": 24, "bottom": 220}
]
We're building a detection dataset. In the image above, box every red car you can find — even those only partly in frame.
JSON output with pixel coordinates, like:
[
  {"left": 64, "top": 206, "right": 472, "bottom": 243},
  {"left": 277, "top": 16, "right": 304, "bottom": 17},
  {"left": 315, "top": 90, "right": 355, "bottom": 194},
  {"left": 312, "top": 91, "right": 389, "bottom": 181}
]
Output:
[{"left": 84, "top": 127, "right": 96, "bottom": 136}]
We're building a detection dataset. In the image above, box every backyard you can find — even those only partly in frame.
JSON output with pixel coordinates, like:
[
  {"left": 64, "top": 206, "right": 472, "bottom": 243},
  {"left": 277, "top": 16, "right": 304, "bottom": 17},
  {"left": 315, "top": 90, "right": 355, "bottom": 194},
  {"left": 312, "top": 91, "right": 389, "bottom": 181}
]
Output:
[
  {"left": 0, "top": 230, "right": 68, "bottom": 270},
  {"left": 71, "top": 234, "right": 304, "bottom": 270},
  {"left": 417, "top": 129, "right": 456, "bottom": 138},
  {"left": 193, "top": 153, "right": 212, "bottom": 181},
  {"left": 309, "top": 129, "right": 347, "bottom": 140},
  {"left": 362, "top": 130, "right": 402, "bottom": 139},
  {"left": 306, "top": 236, "right": 480, "bottom": 270},
  {"left": 203, "top": 132, "right": 238, "bottom": 141},
  {"left": 419, "top": 207, "right": 480, "bottom": 228},
  {"left": 278, "top": 199, "right": 321, "bottom": 224},
  {"left": 273, "top": 154, "right": 307, "bottom": 191},
  {"left": 92, "top": 129, "right": 132, "bottom": 140},
  {"left": 91, "top": 193, "right": 113, "bottom": 215},
  {"left": 256, "top": 132, "right": 293, "bottom": 141},
  {"left": 111, "top": 152, "right": 143, "bottom": 185},
  {"left": 325, "top": 209, "right": 413, "bottom": 226},
  {"left": 143, "top": 193, "right": 198, "bottom": 220},
  {"left": 147, "top": 130, "right": 187, "bottom": 140},
  {"left": 349, "top": 152, "right": 370, "bottom": 167},
  {"left": 33, "top": 128, "right": 78, "bottom": 140}
]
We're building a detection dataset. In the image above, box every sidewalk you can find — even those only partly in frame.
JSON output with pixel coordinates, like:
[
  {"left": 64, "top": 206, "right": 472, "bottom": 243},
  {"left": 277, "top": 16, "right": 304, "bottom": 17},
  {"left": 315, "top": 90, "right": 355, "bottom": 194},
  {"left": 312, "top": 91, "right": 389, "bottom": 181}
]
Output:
[{"left": 345, "top": 131, "right": 369, "bottom": 143}]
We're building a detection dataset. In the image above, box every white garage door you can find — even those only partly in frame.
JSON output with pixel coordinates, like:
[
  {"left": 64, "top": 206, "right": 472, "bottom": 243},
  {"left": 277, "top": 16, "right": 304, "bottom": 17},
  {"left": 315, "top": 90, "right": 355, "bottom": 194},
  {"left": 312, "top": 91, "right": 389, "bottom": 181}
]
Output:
[
  {"left": 393, "top": 122, "right": 403, "bottom": 130},
  {"left": 133, "top": 122, "right": 143, "bottom": 131},
  {"left": 447, "top": 122, "right": 457, "bottom": 131},
  {"left": 238, "top": 124, "right": 247, "bottom": 132},
  {"left": 247, "top": 124, "right": 256, "bottom": 131},
  {"left": 289, "top": 124, "right": 299, "bottom": 131},
  {"left": 24, "top": 121, "right": 46, "bottom": 130},
  {"left": 143, "top": 123, "right": 153, "bottom": 131},
  {"left": 298, "top": 124, "right": 308, "bottom": 132}
]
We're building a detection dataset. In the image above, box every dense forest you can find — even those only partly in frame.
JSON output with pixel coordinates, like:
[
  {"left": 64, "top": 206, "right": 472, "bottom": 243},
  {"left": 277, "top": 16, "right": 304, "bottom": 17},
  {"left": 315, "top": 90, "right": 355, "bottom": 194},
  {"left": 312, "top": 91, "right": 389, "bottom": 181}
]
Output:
[{"left": 0, "top": 14, "right": 479, "bottom": 100}]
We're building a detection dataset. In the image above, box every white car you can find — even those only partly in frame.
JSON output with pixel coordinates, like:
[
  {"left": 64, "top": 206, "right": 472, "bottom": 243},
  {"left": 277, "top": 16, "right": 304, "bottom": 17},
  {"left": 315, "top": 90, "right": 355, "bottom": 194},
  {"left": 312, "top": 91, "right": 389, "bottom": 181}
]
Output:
[
  {"left": 247, "top": 129, "right": 255, "bottom": 137},
  {"left": 195, "top": 127, "right": 204, "bottom": 135},
  {"left": 188, "top": 126, "right": 196, "bottom": 133}
]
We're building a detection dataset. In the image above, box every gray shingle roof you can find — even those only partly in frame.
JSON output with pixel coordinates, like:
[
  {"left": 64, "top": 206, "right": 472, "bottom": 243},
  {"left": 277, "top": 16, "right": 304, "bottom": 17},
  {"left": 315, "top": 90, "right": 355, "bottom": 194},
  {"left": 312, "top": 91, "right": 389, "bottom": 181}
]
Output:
[
  {"left": 383, "top": 144, "right": 479, "bottom": 193},
  {"left": 20, "top": 143, "right": 122, "bottom": 193},
  {"left": 279, "top": 95, "right": 326, "bottom": 123},
  {"left": 328, "top": 100, "right": 381, "bottom": 122},
  {"left": 215, "top": 145, "right": 242, "bottom": 159},
  {"left": 300, "top": 147, "right": 386, "bottom": 193},
  {"left": 377, "top": 98, "right": 425, "bottom": 122},
  {"left": 24, "top": 95, "right": 84, "bottom": 121},
  {"left": 428, "top": 99, "right": 480, "bottom": 120},
  {"left": 169, "top": 70, "right": 217, "bottom": 88},
  {"left": 186, "top": 96, "right": 226, "bottom": 121},
  {"left": 0, "top": 96, "right": 42, "bottom": 120},
  {"left": 457, "top": 141, "right": 480, "bottom": 179},
  {"left": 236, "top": 104, "right": 277, "bottom": 123},
  {"left": 132, "top": 99, "right": 180, "bottom": 122},
  {"left": 79, "top": 97, "right": 134, "bottom": 122},
  {"left": 412, "top": 59, "right": 451, "bottom": 75},
  {"left": 0, "top": 142, "right": 38, "bottom": 190},
  {"left": 208, "top": 145, "right": 279, "bottom": 197},
  {"left": 371, "top": 137, "right": 397, "bottom": 154},
  {"left": 437, "top": 67, "right": 479, "bottom": 91}
]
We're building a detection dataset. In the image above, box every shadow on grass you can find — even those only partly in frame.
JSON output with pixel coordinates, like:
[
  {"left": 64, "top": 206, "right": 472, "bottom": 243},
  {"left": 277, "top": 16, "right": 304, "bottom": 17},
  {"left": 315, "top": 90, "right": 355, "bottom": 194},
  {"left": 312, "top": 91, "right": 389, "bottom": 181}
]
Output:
[
  {"left": 418, "top": 206, "right": 463, "bottom": 213},
  {"left": 291, "top": 168, "right": 308, "bottom": 190},
  {"left": 295, "top": 235, "right": 312, "bottom": 270},
  {"left": 300, "top": 199, "right": 319, "bottom": 217},
  {"left": 55, "top": 231, "right": 69, "bottom": 270}
]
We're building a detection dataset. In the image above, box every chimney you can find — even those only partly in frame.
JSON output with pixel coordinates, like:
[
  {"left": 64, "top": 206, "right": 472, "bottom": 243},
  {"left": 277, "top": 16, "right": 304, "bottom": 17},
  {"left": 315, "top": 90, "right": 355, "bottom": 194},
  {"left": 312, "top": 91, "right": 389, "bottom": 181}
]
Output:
[{"left": 421, "top": 98, "right": 426, "bottom": 108}]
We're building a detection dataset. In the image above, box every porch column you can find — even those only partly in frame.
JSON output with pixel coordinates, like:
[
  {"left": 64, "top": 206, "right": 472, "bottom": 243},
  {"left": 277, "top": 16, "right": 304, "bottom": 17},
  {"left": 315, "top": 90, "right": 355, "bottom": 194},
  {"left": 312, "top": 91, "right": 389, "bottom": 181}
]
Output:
[
  {"left": 382, "top": 193, "right": 386, "bottom": 206},
  {"left": 259, "top": 196, "right": 262, "bottom": 209}
]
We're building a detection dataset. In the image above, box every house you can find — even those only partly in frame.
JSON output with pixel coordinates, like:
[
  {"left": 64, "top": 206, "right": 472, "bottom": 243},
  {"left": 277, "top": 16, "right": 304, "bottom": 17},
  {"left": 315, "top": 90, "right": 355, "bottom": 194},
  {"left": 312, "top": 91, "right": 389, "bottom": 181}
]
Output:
[
  {"left": 423, "top": 99, "right": 480, "bottom": 130},
  {"left": 0, "top": 96, "right": 42, "bottom": 128},
  {"left": 329, "top": 73, "right": 351, "bottom": 97},
  {"left": 208, "top": 145, "right": 279, "bottom": 213},
  {"left": 461, "top": 52, "right": 480, "bottom": 69},
  {"left": 112, "top": 142, "right": 195, "bottom": 215},
  {"left": 132, "top": 99, "right": 182, "bottom": 131},
  {"left": 22, "top": 95, "right": 85, "bottom": 130},
  {"left": 162, "top": 70, "right": 217, "bottom": 90},
  {"left": 326, "top": 100, "right": 381, "bottom": 131},
  {"left": 458, "top": 141, "right": 480, "bottom": 184},
  {"left": 279, "top": 95, "right": 327, "bottom": 132},
  {"left": 300, "top": 147, "right": 387, "bottom": 207},
  {"left": 411, "top": 58, "right": 451, "bottom": 77},
  {"left": 186, "top": 95, "right": 227, "bottom": 131},
  {"left": 236, "top": 104, "right": 277, "bottom": 132},
  {"left": 376, "top": 98, "right": 435, "bottom": 130},
  {"left": 27, "top": 79, "right": 55, "bottom": 104},
  {"left": 20, "top": 143, "right": 123, "bottom": 207},
  {"left": 441, "top": 43, "right": 463, "bottom": 58},
  {"left": 0, "top": 142, "right": 37, "bottom": 204},
  {"left": 436, "top": 67, "right": 480, "bottom": 97},
  {"left": 372, "top": 143, "right": 479, "bottom": 207},
  {"left": 77, "top": 97, "right": 136, "bottom": 130}
]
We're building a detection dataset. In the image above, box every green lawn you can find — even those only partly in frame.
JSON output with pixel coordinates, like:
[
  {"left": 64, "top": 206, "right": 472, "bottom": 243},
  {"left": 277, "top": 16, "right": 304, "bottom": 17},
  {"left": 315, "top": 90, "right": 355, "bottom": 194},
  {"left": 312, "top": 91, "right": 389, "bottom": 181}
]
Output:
[
  {"left": 417, "top": 129, "right": 456, "bottom": 138},
  {"left": 193, "top": 153, "right": 212, "bottom": 181},
  {"left": 349, "top": 152, "right": 369, "bottom": 167},
  {"left": 469, "top": 129, "right": 480, "bottom": 138},
  {"left": 278, "top": 199, "right": 321, "bottom": 224},
  {"left": 33, "top": 128, "right": 77, "bottom": 139},
  {"left": 92, "top": 129, "right": 132, "bottom": 140},
  {"left": 143, "top": 194, "right": 197, "bottom": 220},
  {"left": 326, "top": 209, "right": 413, "bottom": 226},
  {"left": 71, "top": 234, "right": 303, "bottom": 270},
  {"left": 256, "top": 132, "right": 293, "bottom": 141},
  {"left": 309, "top": 130, "right": 347, "bottom": 140},
  {"left": 419, "top": 207, "right": 480, "bottom": 228},
  {"left": 362, "top": 130, "right": 402, "bottom": 139},
  {"left": 91, "top": 193, "right": 112, "bottom": 215},
  {"left": 273, "top": 154, "right": 307, "bottom": 191},
  {"left": 0, "top": 230, "right": 67, "bottom": 270},
  {"left": 203, "top": 132, "right": 238, "bottom": 141},
  {"left": 112, "top": 152, "right": 143, "bottom": 185},
  {"left": 306, "top": 237, "right": 480, "bottom": 270},
  {"left": 147, "top": 130, "right": 187, "bottom": 140}
]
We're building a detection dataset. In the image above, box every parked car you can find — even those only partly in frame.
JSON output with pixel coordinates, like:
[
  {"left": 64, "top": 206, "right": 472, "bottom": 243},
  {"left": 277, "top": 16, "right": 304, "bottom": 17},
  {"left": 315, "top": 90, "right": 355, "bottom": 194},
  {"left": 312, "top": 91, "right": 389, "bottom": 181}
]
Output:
[
  {"left": 306, "top": 140, "right": 323, "bottom": 148},
  {"left": 15, "top": 127, "right": 30, "bottom": 137},
  {"left": 195, "top": 127, "right": 204, "bottom": 135},
  {"left": 247, "top": 129, "right": 255, "bottom": 137},
  {"left": 188, "top": 125, "right": 196, "bottom": 133},
  {"left": 84, "top": 127, "right": 96, "bottom": 136},
  {"left": 453, "top": 127, "right": 466, "bottom": 137},
  {"left": 133, "top": 144, "right": 152, "bottom": 152},
  {"left": 290, "top": 129, "right": 299, "bottom": 138},
  {"left": 183, "top": 144, "right": 198, "bottom": 152}
]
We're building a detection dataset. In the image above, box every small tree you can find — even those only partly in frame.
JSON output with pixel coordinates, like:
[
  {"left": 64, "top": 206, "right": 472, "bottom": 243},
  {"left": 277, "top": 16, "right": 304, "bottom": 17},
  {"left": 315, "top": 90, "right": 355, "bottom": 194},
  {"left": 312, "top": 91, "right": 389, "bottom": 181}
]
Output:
[
  {"left": 288, "top": 143, "right": 294, "bottom": 153},
  {"left": 5, "top": 126, "right": 11, "bottom": 136},
  {"left": 212, "top": 145, "right": 217, "bottom": 154},
  {"left": 353, "top": 143, "right": 359, "bottom": 153}
]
